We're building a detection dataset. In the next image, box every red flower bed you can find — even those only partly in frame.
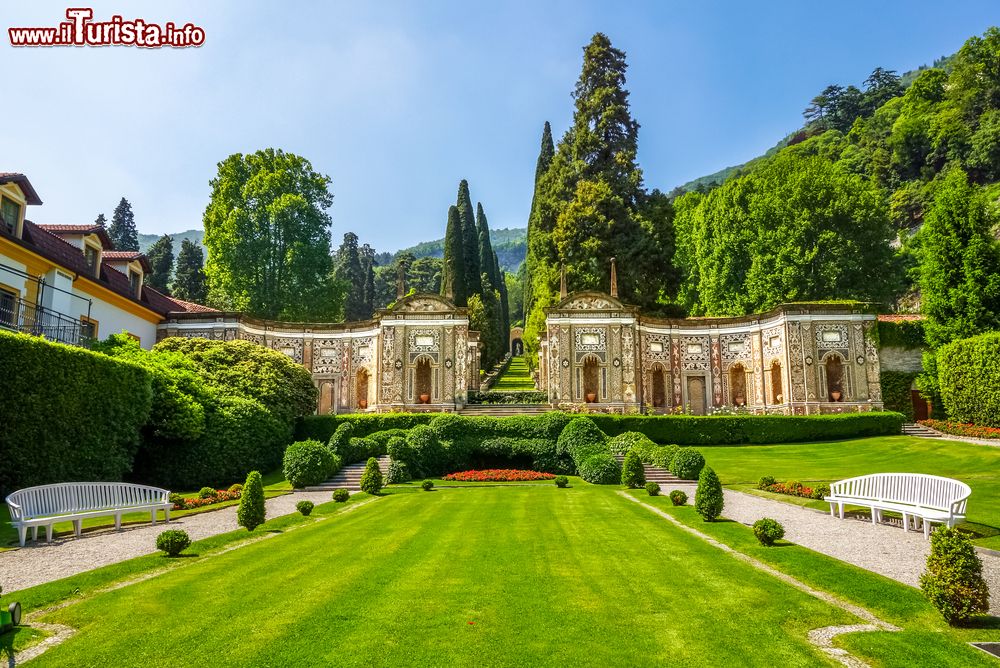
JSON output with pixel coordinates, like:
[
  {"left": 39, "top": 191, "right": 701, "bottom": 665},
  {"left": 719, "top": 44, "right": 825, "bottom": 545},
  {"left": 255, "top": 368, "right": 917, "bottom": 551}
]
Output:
[
  {"left": 172, "top": 489, "right": 241, "bottom": 511},
  {"left": 443, "top": 469, "right": 556, "bottom": 482},
  {"left": 919, "top": 419, "right": 1000, "bottom": 440},
  {"left": 761, "top": 480, "right": 830, "bottom": 501}
]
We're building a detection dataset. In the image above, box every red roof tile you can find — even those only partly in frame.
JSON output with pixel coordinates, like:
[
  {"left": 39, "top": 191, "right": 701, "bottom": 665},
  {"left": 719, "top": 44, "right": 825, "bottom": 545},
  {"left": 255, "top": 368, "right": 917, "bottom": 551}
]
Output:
[
  {"left": 0, "top": 173, "right": 42, "bottom": 205},
  {"left": 167, "top": 298, "right": 220, "bottom": 314},
  {"left": 36, "top": 223, "right": 113, "bottom": 249}
]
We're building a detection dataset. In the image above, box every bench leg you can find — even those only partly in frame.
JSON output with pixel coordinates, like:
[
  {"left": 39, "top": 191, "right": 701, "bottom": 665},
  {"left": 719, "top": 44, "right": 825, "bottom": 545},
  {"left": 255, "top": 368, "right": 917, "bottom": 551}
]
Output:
[
  {"left": 150, "top": 509, "right": 157, "bottom": 526},
  {"left": 31, "top": 526, "right": 38, "bottom": 542},
  {"left": 115, "top": 513, "right": 122, "bottom": 531},
  {"left": 828, "top": 502, "right": 835, "bottom": 517},
  {"left": 164, "top": 508, "right": 171, "bottom": 523},
  {"left": 73, "top": 519, "right": 82, "bottom": 537},
  {"left": 839, "top": 503, "right": 844, "bottom": 520},
  {"left": 45, "top": 524, "right": 54, "bottom": 542},
  {"left": 924, "top": 520, "right": 931, "bottom": 540},
  {"left": 902, "top": 512, "right": 909, "bottom": 532},
  {"left": 17, "top": 526, "right": 27, "bottom": 548},
  {"left": 870, "top": 507, "right": 879, "bottom": 526}
]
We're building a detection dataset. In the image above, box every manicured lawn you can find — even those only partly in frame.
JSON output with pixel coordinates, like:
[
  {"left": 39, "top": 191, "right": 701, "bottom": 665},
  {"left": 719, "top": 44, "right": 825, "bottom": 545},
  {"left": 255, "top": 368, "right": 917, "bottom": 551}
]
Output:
[
  {"left": 697, "top": 435, "right": 1000, "bottom": 547},
  {"left": 26, "top": 485, "right": 862, "bottom": 666},
  {"left": 491, "top": 355, "right": 537, "bottom": 391},
  {"left": 0, "top": 470, "right": 291, "bottom": 550}
]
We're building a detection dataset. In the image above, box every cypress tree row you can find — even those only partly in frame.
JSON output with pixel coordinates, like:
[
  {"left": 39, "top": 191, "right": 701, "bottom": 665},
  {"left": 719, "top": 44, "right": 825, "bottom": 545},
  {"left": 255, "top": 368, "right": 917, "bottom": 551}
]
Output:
[
  {"left": 360, "top": 243, "right": 376, "bottom": 319},
  {"left": 524, "top": 121, "right": 555, "bottom": 323},
  {"left": 441, "top": 205, "right": 467, "bottom": 305},
  {"left": 456, "top": 180, "right": 482, "bottom": 298},
  {"left": 476, "top": 202, "right": 498, "bottom": 289},
  {"left": 334, "top": 232, "right": 367, "bottom": 321}
]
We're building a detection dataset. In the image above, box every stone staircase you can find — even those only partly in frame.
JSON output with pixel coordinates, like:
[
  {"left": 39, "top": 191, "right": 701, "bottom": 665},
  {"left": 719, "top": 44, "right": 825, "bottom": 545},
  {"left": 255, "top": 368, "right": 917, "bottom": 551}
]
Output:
[
  {"left": 613, "top": 454, "right": 680, "bottom": 485},
  {"left": 305, "top": 455, "right": 390, "bottom": 491},
  {"left": 902, "top": 423, "right": 941, "bottom": 438},
  {"left": 457, "top": 404, "right": 552, "bottom": 417}
]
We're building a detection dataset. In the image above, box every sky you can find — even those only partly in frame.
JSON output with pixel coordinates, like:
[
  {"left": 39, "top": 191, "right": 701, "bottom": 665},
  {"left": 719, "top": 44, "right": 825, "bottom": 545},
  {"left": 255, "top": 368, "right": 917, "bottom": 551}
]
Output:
[{"left": 4, "top": 1, "right": 999, "bottom": 253}]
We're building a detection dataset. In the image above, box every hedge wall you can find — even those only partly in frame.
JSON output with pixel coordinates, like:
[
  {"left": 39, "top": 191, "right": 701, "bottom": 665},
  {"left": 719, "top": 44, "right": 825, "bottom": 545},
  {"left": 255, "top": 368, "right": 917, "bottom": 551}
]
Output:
[
  {"left": 937, "top": 333, "right": 1000, "bottom": 427},
  {"left": 298, "top": 411, "right": 904, "bottom": 448},
  {"left": 877, "top": 319, "right": 926, "bottom": 349},
  {"left": 0, "top": 331, "right": 153, "bottom": 494},
  {"left": 880, "top": 370, "right": 920, "bottom": 421}
]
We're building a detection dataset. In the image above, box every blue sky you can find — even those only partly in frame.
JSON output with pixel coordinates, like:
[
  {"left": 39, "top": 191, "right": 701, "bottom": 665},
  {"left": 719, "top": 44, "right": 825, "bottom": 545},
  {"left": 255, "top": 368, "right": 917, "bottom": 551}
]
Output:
[{"left": 4, "top": 1, "right": 998, "bottom": 252}]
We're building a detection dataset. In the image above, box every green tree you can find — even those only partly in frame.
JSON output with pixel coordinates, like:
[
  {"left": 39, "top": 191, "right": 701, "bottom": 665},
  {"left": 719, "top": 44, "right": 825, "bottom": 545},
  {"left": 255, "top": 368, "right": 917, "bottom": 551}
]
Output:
[
  {"left": 145, "top": 234, "right": 174, "bottom": 293},
  {"left": 359, "top": 457, "right": 383, "bottom": 495},
  {"left": 171, "top": 239, "right": 208, "bottom": 303},
  {"left": 695, "top": 466, "right": 724, "bottom": 522},
  {"left": 476, "top": 203, "right": 498, "bottom": 289},
  {"left": 360, "top": 243, "right": 376, "bottom": 319},
  {"left": 441, "top": 205, "right": 467, "bottom": 305},
  {"left": 919, "top": 526, "right": 990, "bottom": 625},
  {"left": 237, "top": 470, "right": 266, "bottom": 531},
  {"left": 863, "top": 67, "right": 903, "bottom": 113},
  {"left": 621, "top": 449, "right": 645, "bottom": 488},
  {"left": 524, "top": 121, "right": 556, "bottom": 325},
  {"left": 457, "top": 180, "right": 481, "bottom": 298},
  {"left": 108, "top": 197, "right": 139, "bottom": 251},
  {"left": 919, "top": 167, "right": 1000, "bottom": 347},
  {"left": 203, "top": 149, "right": 340, "bottom": 321},
  {"left": 94, "top": 213, "right": 107, "bottom": 227},
  {"left": 334, "top": 232, "right": 367, "bottom": 321}
]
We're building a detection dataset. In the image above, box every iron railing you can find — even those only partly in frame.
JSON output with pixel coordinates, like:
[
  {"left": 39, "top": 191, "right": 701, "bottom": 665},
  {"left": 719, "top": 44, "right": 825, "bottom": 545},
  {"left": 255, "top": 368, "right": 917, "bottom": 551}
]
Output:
[{"left": 0, "top": 294, "right": 88, "bottom": 346}]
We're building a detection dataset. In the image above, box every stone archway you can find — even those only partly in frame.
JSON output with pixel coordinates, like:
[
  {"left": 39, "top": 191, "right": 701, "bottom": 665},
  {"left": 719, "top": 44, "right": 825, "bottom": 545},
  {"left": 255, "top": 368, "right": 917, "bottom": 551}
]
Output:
[
  {"left": 687, "top": 376, "right": 707, "bottom": 415},
  {"left": 770, "top": 360, "right": 783, "bottom": 404},
  {"left": 415, "top": 356, "right": 433, "bottom": 404},
  {"left": 651, "top": 362, "right": 667, "bottom": 408},
  {"left": 511, "top": 338, "right": 523, "bottom": 356},
  {"left": 356, "top": 369, "right": 370, "bottom": 410},
  {"left": 729, "top": 363, "right": 747, "bottom": 407},
  {"left": 583, "top": 355, "right": 600, "bottom": 402},
  {"left": 824, "top": 354, "right": 845, "bottom": 401}
]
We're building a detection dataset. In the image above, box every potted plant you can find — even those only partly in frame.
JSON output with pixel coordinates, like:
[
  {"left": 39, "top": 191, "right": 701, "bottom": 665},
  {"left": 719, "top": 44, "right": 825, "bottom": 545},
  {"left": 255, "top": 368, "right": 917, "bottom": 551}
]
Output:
[
  {"left": 831, "top": 390, "right": 842, "bottom": 402},
  {"left": 419, "top": 393, "right": 431, "bottom": 404},
  {"left": 585, "top": 392, "right": 597, "bottom": 403},
  {"left": 358, "top": 399, "right": 368, "bottom": 409}
]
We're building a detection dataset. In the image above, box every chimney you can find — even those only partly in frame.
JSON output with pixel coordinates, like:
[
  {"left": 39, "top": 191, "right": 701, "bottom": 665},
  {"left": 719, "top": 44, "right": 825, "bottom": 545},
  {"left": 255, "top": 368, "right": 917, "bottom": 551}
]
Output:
[
  {"left": 610, "top": 257, "right": 618, "bottom": 298},
  {"left": 559, "top": 264, "right": 567, "bottom": 300}
]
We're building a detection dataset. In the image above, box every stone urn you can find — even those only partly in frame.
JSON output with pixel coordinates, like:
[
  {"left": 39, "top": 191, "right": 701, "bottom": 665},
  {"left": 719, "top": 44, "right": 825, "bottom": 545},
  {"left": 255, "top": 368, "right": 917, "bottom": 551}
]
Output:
[
  {"left": 358, "top": 399, "right": 368, "bottom": 410},
  {"left": 585, "top": 392, "right": 597, "bottom": 403},
  {"left": 734, "top": 395, "right": 745, "bottom": 407},
  {"left": 831, "top": 391, "right": 842, "bottom": 402},
  {"left": 775, "top": 393, "right": 783, "bottom": 403},
  {"left": 419, "top": 393, "right": 431, "bottom": 404}
]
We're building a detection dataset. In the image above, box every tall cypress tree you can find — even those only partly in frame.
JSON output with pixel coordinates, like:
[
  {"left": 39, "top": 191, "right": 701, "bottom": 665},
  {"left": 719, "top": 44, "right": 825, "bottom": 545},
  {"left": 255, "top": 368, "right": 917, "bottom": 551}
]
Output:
[
  {"left": 441, "top": 206, "right": 467, "bottom": 305},
  {"left": 456, "top": 180, "right": 481, "bottom": 298},
  {"left": 524, "top": 122, "right": 555, "bottom": 316},
  {"left": 171, "top": 238, "right": 208, "bottom": 303},
  {"left": 108, "top": 197, "right": 139, "bottom": 251},
  {"left": 145, "top": 234, "right": 174, "bottom": 293},
  {"left": 360, "top": 243, "right": 376, "bottom": 319},
  {"left": 476, "top": 202, "right": 498, "bottom": 289},
  {"left": 334, "top": 232, "right": 367, "bottom": 321}
]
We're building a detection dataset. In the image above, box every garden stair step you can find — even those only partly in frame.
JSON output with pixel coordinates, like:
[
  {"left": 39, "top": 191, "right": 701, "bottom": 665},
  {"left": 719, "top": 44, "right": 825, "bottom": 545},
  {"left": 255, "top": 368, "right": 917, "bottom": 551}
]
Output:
[
  {"left": 902, "top": 423, "right": 941, "bottom": 438},
  {"left": 612, "top": 454, "right": 680, "bottom": 484},
  {"left": 305, "top": 455, "right": 391, "bottom": 491},
  {"left": 458, "top": 404, "right": 552, "bottom": 416}
]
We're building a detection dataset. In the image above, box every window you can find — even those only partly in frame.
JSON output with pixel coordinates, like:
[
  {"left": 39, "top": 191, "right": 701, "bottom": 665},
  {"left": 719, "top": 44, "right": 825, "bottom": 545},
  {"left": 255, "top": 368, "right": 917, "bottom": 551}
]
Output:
[
  {"left": 0, "top": 197, "right": 20, "bottom": 235},
  {"left": 84, "top": 244, "right": 100, "bottom": 274},
  {"left": 0, "top": 287, "right": 17, "bottom": 327},
  {"left": 80, "top": 316, "right": 98, "bottom": 340},
  {"left": 129, "top": 269, "right": 141, "bottom": 297}
]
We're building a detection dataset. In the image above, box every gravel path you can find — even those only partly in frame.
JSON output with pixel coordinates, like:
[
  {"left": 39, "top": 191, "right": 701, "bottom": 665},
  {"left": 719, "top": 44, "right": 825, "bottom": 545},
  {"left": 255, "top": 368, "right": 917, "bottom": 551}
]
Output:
[
  {"left": 0, "top": 490, "right": 335, "bottom": 594},
  {"left": 715, "top": 488, "right": 1000, "bottom": 616}
]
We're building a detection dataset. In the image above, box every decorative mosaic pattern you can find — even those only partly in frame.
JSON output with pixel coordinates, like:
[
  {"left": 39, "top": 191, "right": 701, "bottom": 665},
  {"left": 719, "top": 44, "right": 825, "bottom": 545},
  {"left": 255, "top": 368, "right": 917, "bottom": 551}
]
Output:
[
  {"left": 407, "top": 329, "right": 440, "bottom": 353},
  {"left": 313, "top": 339, "right": 344, "bottom": 375},
  {"left": 680, "top": 335, "right": 711, "bottom": 371},
  {"left": 573, "top": 327, "right": 607, "bottom": 352},
  {"left": 762, "top": 326, "right": 783, "bottom": 358},
  {"left": 720, "top": 333, "right": 752, "bottom": 367},
  {"left": 269, "top": 337, "right": 303, "bottom": 364},
  {"left": 563, "top": 296, "right": 617, "bottom": 310},
  {"left": 815, "top": 323, "right": 849, "bottom": 350}
]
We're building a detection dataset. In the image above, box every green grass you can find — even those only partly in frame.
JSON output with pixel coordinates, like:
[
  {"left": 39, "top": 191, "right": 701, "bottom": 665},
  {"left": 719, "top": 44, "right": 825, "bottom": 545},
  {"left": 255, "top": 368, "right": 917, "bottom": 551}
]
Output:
[
  {"left": 697, "top": 435, "right": 1000, "bottom": 546},
  {"left": 491, "top": 355, "right": 537, "bottom": 391},
  {"left": 22, "top": 485, "right": 869, "bottom": 667},
  {"left": 0, "top": 470, "right": 291, "bottom": 550}
]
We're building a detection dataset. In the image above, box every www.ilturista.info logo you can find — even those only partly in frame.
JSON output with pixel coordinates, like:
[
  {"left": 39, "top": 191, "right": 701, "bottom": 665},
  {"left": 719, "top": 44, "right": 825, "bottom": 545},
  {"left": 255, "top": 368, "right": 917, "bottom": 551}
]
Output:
[{"left": 9, "top": 8, "right": 205, "bottom": 48}]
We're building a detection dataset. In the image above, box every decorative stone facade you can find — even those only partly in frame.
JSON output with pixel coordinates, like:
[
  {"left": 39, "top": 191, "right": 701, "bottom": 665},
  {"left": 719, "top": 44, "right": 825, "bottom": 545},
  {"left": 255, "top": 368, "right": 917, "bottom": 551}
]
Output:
[
  {"left": 539, "top": 292, "right": 884, "bottom": 415},
  {"left": 158, "top": 294, "right": 479, "bottom": 413}
]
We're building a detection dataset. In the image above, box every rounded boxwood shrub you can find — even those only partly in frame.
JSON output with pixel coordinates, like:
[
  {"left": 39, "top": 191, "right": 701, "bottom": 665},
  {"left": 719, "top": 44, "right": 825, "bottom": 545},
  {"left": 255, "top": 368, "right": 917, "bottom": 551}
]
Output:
[
  {"left": 360, "top": 457, "right": 384, "bottom": 495},
  {"left": 557, "top": 417, "right": 607, "bottom": 465},
  {"left": 237, "top": 470, "right": 266, "bottom": 532},
  {"left": 578, "top": 453, "right": 621, "bottom": 485},
  {"left": 407, "top": 424, "right": 445, "bottom": 479},
  {"left": 695, "top": 466, "right": 724, "bottom": 522},
  {"left": 421, "top": 479, "right": 434, "bottom": 491},
  {"left": 554, "top": 475, "right": 569, "bottom": 488},
  {"left": 669, "top": 489, "right": 688, "bottom": 506},
  {"left": 332, "top": 488, "right": 350, "bottom": 502},
  {"left": 283, "top": 439, "right": 338, "bottom": 489},
  {"left": 168, "top": 492, "right": 185, "bottom": 508},
  {"left": 645, "top": 481, "right": 660, "bottom": 496},
  {"left": 155, "top": 529, "right": 191, "bottom": 557},
  {"left": 757, "top": 475, "right": 776, "bottom": 490},
  {"left": 621, "top": 450, "right": 646, "bottom": 488},
  {"left": 752, "top": 518, "right": 785, "bottom": 546},
  {"left": 810, "top": 483, "right": 831, "bottom": 500},
  {"left": 919, "top": 526, "right": 990, "bottom": 625},
  {"left": 198, "top": 487, "right": 217, "bottom": 500},
  {"left": 327, "top": 422, "right": 355, "bottom": 457},
  {"left": 670, "top": 448, "right": 706, "bottom": 480},
  {"left": 609, "top": 431, "right": 649, "bottom": 455},
  {"left": 386, "top": 460, "right": 411, "bottom": 484},
  {"left": 296, "top": 500, "right": 314, "bottom": 516},
  {"left": 228, "top": 483, "right": 243, "bottom": 493},
  {"left": 649, "top": 444, "right": 679, "bottom": 470}
]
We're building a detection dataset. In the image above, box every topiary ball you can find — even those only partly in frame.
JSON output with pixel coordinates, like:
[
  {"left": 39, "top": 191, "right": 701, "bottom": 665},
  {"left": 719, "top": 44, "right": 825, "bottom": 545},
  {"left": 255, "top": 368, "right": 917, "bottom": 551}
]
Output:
[
  {"left": 155, "top": 529, "right": 191, "bottom": 557},
  {"left": 752, "top": 518, "right": 785, "bottom": 546},
  {"left": 554, "top": 476, "right": 569, "bottom": 488},
  {"left": 645, "top": 481, "right": 660, "bottom": 496},
  {"left": 669, "top": 489, "right": 688, "bottom": 506},
  {"left": 332, "top": 489, "right": 350, "bottom": 502},
  {"left": 296, "top": 500, "right": 314, "bottom": 516},
  {"left": 670, "top": 448, "right": 706, "bottom": 480},
  {"left": 421, "top": 479, "right": 434, "bottom": 491}
]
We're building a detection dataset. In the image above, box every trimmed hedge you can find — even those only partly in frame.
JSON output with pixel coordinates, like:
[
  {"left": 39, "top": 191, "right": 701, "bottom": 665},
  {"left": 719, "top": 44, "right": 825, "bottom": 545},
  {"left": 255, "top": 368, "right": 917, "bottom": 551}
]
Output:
[
  {"left": 937, "top": 333, "right": 1000, "bottom": 427},
  {"left": 578, "top": 453, "right": 621, "bottom": 484},
  {"left": 282, "top": 439, "right": 339, "bottom": 488},
  {"left": 467, "top": 390, "right": 549, "bottom": 405},
  {"left": 880, "top": 370, "right": 920, "bottom": 421},
  {"left": 0, "top": 331, "right": 153, "bottom": 495},
  {"left": 297, "top": 411, "right": 903, "bottom": 447},
  {"left": 877, "top": 319, "right": 925, "bottom": 350}
]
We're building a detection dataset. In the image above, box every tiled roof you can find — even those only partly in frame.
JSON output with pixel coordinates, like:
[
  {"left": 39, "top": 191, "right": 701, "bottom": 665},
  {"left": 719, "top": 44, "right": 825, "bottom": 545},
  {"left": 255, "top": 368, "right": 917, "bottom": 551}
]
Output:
[
  {"left": 102, "top": 250, "right": 152, "bottom": 273},
  {"left": 168, "top": 298, "right": 220, "bottom": 314},
  {"left": 877, "top": 314, "right": 924, "bottom": 322},
  {"left": 0, "top": 173, "right": 42, "bottom": 205},
  {"left": 35, "top": 223, "right": 113, "bottom": 249}
]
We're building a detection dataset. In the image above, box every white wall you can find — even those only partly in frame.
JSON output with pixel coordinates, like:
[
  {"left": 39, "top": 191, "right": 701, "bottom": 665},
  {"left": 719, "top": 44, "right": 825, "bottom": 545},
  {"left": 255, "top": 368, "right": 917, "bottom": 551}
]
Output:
[{"left": 68, "top": 285, "right": 158, "bottom": 347}]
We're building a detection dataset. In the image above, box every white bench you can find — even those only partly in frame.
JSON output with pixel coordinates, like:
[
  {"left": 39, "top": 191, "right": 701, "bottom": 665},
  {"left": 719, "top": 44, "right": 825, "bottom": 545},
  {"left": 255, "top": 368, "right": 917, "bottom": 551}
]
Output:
[
  {"left": 825, "top": 473, "right": 971, "bottom": 538},
  {"left": 6, "top": 482, "right": 172, "bottom": 547}
]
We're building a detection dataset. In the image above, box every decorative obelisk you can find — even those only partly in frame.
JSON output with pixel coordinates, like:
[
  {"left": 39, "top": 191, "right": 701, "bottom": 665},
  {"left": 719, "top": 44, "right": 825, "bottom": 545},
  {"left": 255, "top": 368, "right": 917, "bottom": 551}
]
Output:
[
  {"left": 559, "top": 264, "right": 568, "bottom": 300},
  {"left": 610, "top": 257, "right": 618, "bottom": 298}
]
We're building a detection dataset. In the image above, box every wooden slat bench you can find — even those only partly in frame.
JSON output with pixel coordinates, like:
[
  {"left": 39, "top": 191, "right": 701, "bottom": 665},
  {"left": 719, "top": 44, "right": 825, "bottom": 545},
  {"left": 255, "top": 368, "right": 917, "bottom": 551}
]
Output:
[
  {"left": 825, "top": 473, "right": 971, "bottom": 539},
  {"left": 5, "top": 482, "right": 172, "bottom": 547}
]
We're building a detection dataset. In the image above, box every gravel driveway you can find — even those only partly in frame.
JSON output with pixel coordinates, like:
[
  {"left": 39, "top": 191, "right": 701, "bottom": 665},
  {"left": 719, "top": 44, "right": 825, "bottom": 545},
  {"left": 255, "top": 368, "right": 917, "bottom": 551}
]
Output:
[{"left": 0, "top": 490, "right": 335, "bottom": 594}]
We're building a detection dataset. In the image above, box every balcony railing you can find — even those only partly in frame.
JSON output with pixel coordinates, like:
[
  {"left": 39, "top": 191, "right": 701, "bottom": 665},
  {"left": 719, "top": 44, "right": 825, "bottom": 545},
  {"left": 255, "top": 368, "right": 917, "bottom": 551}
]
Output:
[{"left": 0, "top": 295, "right": 88, "bottom": 347}]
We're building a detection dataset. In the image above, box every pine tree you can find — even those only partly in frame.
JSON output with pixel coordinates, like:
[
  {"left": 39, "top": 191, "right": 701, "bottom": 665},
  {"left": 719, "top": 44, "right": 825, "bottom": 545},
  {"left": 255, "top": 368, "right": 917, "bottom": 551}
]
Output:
[
  {"left": 94, "top": 213, "right": 107, "bottom": 227},
  {"left": 334, "top": 232, "right": 367, "bottom": 321},
  {"left": 237, "top": 470, "right": 266, "bottom": 531},
  {"left": 441, "top": 206, "right": 467, "bottom": 305},
  {"left": 456, "top": 180, "right": 481, "bottom": 297},
  {"left": 360, "top": 243, "right": 376, "bottom": 319},
  {"left": 108, "top": 197, "right": 139, "bottom": 251},
  {"left": 145, "top": 234, "right": 174, "bottom": 293},
  {"left": 171, "top": 238, "right": 208, "bottom": 303},
  {"left": 920, "top": 167, "right": 1000, "bottom": 347}
]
